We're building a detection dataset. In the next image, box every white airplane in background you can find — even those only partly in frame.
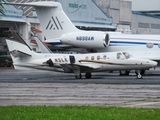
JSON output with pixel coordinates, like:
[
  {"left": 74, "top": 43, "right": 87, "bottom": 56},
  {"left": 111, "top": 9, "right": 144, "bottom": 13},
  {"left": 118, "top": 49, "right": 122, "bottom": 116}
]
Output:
[
  {"left": 5, "top": 32, "right": 157, "bottom": 79},
  {"left": 3, "top": 1, "right": 160, "bottom": 75}
]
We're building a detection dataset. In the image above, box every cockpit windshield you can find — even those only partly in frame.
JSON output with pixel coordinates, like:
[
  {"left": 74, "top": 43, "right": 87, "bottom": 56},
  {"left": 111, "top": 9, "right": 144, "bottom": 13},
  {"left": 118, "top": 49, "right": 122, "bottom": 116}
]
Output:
[
  {"left": 117, "top": 52, "right": 132, "bottom": 60},
  {"left": 117, "top": 53, "right": 123, "bottom": 59},
  {"left": 123, "top": 52, "right": 132, "bottom": 59}
]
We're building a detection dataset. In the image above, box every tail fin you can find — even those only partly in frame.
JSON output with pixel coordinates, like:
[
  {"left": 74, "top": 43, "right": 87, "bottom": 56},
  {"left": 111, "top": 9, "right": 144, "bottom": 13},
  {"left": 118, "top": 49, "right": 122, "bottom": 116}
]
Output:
[
  {"left": 3, "top": 2, "right": 79, "bottom": 40},
  {"left": 34, "top": 2, "right": 79, "bottom": 40},
  {"left": 6, "top": 39, "right": 34, "bottom": 69}
]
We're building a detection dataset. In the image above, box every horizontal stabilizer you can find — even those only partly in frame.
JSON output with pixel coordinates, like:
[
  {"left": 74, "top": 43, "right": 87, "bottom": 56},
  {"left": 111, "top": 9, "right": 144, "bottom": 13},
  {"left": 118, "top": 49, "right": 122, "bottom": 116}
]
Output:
[{"left": 10, "top": 50, "right": 31, "bottom": 58}]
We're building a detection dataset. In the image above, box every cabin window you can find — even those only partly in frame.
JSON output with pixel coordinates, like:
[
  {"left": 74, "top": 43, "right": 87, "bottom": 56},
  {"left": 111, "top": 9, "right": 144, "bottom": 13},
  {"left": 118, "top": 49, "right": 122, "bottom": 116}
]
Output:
[
  {"left": 146, "top": 42, "right": 153, "bottom": 48},
  {"left": 91, "top": 56, "right": 94, "bottom": 60},
  {"left": 85, "top": 56, "right": 89, "bottom": 60},
  {"left": 103, "top": 55, "right": 107, "bottom": 60},
  {"left": 97, "top": 56, "right": 100, "bottom": 60}
]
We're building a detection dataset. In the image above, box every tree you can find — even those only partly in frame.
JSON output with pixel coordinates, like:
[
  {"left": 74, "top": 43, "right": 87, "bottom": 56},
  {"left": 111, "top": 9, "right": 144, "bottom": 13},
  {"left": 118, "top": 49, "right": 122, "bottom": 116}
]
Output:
[{"left": 0, "top": 0, "right": 5, "bottom": 16}]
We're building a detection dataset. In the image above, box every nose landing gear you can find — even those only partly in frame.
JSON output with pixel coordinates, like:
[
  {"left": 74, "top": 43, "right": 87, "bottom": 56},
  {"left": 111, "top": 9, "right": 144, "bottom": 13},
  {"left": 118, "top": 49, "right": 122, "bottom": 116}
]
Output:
[{"left": 135, "top": 70, "right": 143, "bottom": 79}]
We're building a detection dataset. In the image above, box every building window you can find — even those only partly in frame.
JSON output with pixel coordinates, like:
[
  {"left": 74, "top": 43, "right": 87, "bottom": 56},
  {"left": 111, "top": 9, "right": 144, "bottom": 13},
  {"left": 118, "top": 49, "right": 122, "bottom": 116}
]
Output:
[
  {"left": 138, "top": 22, "right": 150, "bottom": 28},
  {"left": 0, "top": 27, "right": 9, "bottom": 37},
  {"left": 151, "top": 24, "right": 160, "bottom": 29}
]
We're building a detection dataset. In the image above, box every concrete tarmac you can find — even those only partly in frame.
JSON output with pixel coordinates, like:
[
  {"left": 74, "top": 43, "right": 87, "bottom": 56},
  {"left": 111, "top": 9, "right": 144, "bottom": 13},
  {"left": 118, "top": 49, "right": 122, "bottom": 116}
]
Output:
[{"left": 0, "top": 68, "right": 160, "bottom": 108}]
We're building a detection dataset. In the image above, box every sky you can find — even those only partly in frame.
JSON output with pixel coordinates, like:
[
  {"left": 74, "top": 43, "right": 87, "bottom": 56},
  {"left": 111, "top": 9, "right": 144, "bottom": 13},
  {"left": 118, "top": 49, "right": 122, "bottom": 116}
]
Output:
[{"left": 124, "top": 0, "right": 160, "bottom": 11}]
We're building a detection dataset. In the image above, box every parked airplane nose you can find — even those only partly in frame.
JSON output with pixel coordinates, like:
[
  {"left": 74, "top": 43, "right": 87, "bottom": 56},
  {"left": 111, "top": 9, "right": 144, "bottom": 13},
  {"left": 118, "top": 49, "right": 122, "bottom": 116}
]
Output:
[{"left": 147, "top": 60, "right": 157, "bottom": 67}]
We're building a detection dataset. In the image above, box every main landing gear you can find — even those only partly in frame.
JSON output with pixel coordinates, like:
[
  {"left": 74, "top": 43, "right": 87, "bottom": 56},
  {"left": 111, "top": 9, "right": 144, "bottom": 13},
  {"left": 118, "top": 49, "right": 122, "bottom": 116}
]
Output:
[
  {"left": 75, "top": 74, "right": 82, "bottom": 79},
  {"left": 75, "top": 70, "right": 145, "bottom": 79},
  {"left": 119, "top": 70, "right": 130, "bottom": 76},
  {"left": 85, "top": 72, "right": 92, "bottom": 79},
  {"left": 75, "top": 72, "right": 92, "bottom": 79}
]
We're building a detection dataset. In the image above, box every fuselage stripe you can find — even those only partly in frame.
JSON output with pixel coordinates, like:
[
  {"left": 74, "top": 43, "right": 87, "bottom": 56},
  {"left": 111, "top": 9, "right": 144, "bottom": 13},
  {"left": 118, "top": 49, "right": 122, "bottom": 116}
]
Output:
[
  {"left": 46, "top": 40, "right": 160, "bottom": 46},
  {"left": 110, "top": 40, "right": 159, "bottom": 45}
]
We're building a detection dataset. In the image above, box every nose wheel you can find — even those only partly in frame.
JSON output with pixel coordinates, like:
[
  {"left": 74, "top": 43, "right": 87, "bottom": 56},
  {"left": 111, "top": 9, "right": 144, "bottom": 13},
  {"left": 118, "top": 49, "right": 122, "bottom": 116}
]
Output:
[
  {"left": 135, "top": 70, "right": 143, "bottom": 79},
  {"left": 137, "top": 73, "right": 142, "bottom": 79}
]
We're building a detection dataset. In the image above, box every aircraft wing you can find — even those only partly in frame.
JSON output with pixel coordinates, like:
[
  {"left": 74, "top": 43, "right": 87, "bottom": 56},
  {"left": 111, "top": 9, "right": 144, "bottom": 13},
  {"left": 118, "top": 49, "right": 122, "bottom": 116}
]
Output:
[{"left": 60, "top": 63, "right": 100, "bottom": 73}]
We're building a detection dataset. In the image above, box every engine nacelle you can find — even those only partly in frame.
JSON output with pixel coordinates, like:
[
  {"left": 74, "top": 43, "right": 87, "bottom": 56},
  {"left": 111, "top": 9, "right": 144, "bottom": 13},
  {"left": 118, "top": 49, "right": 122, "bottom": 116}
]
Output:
[{"left": 61, "top": 31, "right": 110, "bottom": 48}]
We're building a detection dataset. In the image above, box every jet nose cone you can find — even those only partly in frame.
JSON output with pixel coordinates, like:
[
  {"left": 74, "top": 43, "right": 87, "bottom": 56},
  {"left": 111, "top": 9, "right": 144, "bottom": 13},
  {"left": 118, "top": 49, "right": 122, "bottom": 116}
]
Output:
[{"left": 148, "top": 60, "right": 157, "bottom": 67}]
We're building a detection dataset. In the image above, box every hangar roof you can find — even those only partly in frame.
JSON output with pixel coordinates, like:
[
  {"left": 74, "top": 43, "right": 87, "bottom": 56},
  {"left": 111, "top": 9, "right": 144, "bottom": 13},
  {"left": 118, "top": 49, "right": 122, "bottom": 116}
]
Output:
[{"left": 0, "top": 16, "right": 26, "bottom": 23}]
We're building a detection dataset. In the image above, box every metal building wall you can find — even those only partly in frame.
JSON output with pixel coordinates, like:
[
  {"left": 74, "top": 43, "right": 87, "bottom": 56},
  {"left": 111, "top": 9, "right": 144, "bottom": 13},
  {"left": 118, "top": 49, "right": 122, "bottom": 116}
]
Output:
[
  {"left": 132, "top": 14, "right": 160, "bottom": 34},
  {"left": 119, "top": 1, "right": 131, "bottom": 23},
  {"left": 125, "top": 0, "right": 160, "bottom": 11},
  {"left": 94, "top": 0, "right": 160, "bottom": 34},
  {"left": 94, "top": 0, "right": 132, "bottom": 24}
]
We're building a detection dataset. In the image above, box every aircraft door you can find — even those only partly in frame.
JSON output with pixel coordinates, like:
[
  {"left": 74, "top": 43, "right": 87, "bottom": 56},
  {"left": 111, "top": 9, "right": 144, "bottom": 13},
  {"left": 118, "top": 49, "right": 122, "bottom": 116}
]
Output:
[{"left": 69, "top": 55, "right": 75, "bottom": 64}]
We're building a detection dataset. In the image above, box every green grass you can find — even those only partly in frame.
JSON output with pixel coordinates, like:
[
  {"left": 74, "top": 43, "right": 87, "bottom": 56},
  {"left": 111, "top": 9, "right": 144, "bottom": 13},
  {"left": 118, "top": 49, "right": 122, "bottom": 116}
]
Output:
[{"left": 0, "top": 105, "right": 160, "bottom": 120}]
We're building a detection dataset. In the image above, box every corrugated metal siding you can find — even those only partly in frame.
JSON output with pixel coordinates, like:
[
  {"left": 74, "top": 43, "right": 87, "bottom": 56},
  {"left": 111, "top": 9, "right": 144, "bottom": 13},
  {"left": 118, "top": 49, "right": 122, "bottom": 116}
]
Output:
[{"left": 131, "top": 14, "right": 160, "bottom": 34}]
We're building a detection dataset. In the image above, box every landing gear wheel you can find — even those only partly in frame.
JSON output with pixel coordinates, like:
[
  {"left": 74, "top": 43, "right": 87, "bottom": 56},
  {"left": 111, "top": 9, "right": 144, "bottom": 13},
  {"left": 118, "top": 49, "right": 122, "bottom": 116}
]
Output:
[
  {"left": 85, "top": 72, "right": 92, "bottom": 79},
  {"left": 135, "top": 70, "right": 143, "bottom": 79},
  {"left": 137, "top": 74, "right": 142, "bottom": 79},
  {"left": 119, "top": 70, "right": 129, "bottom": 76},
  {"left": 75, "top": 74, "right": 82, "bottom": 79}
]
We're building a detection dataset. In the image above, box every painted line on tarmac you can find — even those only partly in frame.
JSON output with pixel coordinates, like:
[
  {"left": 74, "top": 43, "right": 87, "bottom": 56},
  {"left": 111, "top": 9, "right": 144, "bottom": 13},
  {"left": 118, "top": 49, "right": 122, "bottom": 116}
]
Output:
[{"left": 124, "top": 102, "right": 160, "bottom": 107}]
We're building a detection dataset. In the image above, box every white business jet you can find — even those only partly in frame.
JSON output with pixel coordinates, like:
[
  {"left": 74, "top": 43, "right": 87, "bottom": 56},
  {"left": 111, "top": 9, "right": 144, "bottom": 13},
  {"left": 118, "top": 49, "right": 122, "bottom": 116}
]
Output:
[{"left": 5, "top": 36, "right": 157, "bottom": 79}]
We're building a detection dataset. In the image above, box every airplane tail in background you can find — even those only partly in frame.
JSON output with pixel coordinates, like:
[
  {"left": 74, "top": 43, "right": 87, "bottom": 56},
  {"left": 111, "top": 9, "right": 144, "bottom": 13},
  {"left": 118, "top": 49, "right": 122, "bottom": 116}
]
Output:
[
  {"left": 3, "top": 1, "right": 80, "bottom": 40},
  {"left": 33, "top": 36, "right": 53, "bottom": 53},
  {"left": 34, "top": 2, "right": 80, "bottom": 40},
  {"left": 4, "top": 2, "right": 79, "bottom": 39}
]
